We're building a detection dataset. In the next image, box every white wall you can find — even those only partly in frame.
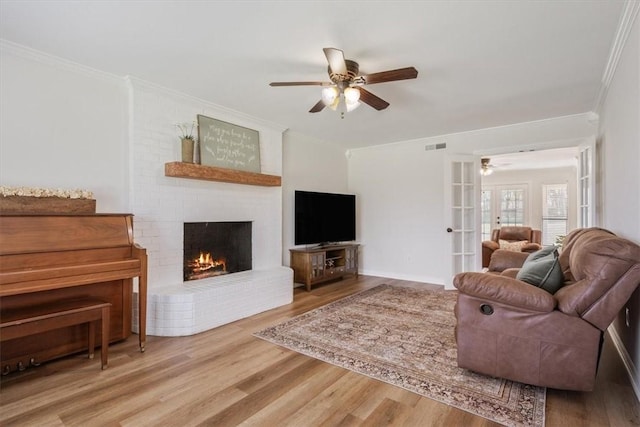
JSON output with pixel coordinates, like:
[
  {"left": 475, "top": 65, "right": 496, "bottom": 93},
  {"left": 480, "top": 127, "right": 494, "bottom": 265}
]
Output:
[
  {"left": 348, "top": 114, "right": 596, "bottom": 285},
  {"left": 481, "top": 166, "right": 578, "bottom": 235},
  {"left": 0, "top": 41, "right": 129, "bottom": 212},
  {"left": 348, "top": 141, "right": 447, "bottom": 283},
  {"left": 281, "top": 130, "right": 349, "bottom": 265},
  {"left": 600, "top": 29, "right": 640, "bottom": 242},
  {"left": 598, "top": 13, "right": 640, "bottom": 398}
]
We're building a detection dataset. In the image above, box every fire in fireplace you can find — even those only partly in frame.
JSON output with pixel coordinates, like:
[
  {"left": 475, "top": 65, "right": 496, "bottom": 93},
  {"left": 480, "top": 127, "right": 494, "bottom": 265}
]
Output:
[
  {"left": 183, "top": 221, "right": 252, "bottom": 282},
  {"left": 186, "top": 252, "right": 226, "bottom": 277}
]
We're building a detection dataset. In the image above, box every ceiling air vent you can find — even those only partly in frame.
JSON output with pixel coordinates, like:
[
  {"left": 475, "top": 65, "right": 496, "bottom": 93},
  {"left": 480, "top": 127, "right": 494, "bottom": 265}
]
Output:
[{"left": 425, "top": 143, "right": 447, "bottom": 151}]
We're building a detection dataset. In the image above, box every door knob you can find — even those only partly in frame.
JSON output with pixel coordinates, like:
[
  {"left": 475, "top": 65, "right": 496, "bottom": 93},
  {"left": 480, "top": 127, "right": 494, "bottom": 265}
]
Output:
[{"left": 446, "top": 228, "right": 453, "bottom": 233}]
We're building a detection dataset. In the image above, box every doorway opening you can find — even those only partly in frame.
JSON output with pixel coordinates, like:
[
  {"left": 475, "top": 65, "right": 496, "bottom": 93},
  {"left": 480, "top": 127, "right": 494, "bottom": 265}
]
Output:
[{"left": 479, "top": 146, "right": 579, "bottom": 246}]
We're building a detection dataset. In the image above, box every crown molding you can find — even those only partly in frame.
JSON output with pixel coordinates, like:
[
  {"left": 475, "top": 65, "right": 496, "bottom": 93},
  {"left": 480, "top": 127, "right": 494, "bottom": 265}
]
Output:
[
  {"left": 125, "top": 76, "right": 287, "bottom": 134},
  {"left": 0, "top": 39, "right": 123, "bottom": 84},
  {"left": 593, "top": 0, "right": 640, "bottom": 114},
  {"left": 348, "top": 112, "right": 595, "bottom": 154},
  {"left": 0, "top": 39, "right": 287, "bottom": 134}
]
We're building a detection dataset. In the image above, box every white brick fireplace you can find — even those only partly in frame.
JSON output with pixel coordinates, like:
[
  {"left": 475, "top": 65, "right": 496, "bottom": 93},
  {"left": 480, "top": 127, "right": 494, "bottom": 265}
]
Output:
[{"left": 128, "top": 77, "right": 292, "bottom": 336}]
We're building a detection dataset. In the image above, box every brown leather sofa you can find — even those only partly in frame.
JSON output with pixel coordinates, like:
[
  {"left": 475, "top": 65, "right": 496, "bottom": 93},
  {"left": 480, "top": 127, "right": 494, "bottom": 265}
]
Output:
[
  {"left": 482, "top": 226, "right": 542, "bottom": 267},
  {"left": 454, "top": 227, "right": 640, "bottom": 391}
]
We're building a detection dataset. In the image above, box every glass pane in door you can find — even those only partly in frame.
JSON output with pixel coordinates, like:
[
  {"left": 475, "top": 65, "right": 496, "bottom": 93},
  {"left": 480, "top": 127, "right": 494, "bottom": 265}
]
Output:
[
  {"left": 480, "top": 189, "right": 492, "bottom": 241},
  {"left": 578, "top": 140, "right": 595, "bottom": 227},
  {"left": 542, "top": 183, "right": 568, "bottom": 245},
  {"left": 499, "top": 189, "right": 524, "bottom": 226}
]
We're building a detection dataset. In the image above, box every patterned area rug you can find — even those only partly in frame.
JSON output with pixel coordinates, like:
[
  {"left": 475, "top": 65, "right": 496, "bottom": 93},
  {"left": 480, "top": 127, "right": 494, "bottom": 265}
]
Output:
[{"left": 255, "top": 284, "right": 545, "bottom": 427}]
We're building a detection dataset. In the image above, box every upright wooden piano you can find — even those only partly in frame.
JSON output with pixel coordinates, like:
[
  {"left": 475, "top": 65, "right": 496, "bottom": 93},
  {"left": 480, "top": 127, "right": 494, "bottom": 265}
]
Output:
[{"left": 0, "top": 214, "right": 147, "bottom": 374}]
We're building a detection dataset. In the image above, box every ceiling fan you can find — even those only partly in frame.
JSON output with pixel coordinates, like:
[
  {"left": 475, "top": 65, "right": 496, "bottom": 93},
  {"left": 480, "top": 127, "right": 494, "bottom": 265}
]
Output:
[
  {"left": 270, "top": 48, "right": 418, "bottom": 114},
  {"left": 480, "top": 158, "right": 495, "bottom": 176}
]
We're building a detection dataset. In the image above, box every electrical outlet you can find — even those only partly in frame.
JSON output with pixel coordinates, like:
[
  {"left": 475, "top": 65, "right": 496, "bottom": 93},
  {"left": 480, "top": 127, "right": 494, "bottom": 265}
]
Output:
[{"left": 626, "top": 307, "right": 631, "bottom": 328}]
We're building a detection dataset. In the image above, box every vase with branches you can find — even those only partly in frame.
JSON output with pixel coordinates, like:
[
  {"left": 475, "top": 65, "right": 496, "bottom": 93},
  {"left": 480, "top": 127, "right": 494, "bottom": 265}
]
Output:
[{"left": 176, "top": 122, "right": 198, "bottom": 163}]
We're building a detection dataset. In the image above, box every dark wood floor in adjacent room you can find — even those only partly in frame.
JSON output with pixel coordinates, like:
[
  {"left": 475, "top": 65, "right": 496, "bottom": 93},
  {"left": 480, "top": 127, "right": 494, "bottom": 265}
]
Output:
[{"left": 1, "top": 275, "right": 638, "bottom": 426}]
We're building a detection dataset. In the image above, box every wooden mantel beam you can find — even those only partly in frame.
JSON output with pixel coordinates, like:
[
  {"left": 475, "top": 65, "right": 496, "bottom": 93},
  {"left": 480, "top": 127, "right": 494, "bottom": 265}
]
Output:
[{"left": 164, "top": 162, "right": 281, "bottom": 187}]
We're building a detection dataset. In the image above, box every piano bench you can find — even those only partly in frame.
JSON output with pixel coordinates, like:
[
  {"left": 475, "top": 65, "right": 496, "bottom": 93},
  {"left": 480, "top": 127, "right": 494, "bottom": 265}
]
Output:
[{"left": 0, "top": 298, "right": 111, "bottom": 372}]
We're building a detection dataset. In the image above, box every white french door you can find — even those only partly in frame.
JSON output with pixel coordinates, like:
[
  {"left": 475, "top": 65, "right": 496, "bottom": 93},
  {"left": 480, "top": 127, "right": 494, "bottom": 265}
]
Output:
[
  {"left": 445, "top": 156, "right": 480, "bottom": 287},
  {"left": 578, "top": 138, "right": 596, "bottom": 227},
  {"left": 481, "top": 184, "right": 529, "bottom": 240}
]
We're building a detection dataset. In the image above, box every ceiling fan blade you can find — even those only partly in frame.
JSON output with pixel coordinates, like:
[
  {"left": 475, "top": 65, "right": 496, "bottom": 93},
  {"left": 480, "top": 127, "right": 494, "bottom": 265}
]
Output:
[
  {"left": 323, "top": 47, "right": 347, "bottom": 75},
  {"left": 309, "top": 99, "right": 326, "bottom": 113},
  {"left": 270, "top": 81, "right": 329, "bottom": 87},
  {"left": 358, "top": 87, "right": 390, "bottom": 110},
  {"left": 361, "top": 67, "right": 418, "bottom": 85}
]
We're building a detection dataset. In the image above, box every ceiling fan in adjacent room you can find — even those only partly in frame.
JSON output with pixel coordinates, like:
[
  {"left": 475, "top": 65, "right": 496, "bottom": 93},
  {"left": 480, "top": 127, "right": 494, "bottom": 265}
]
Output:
[
  {"left": 480, "top": 158, "right": 495, "bottom": 176},
  {"left": 269, "top": 48, "right": 418, "bottom": 116}
]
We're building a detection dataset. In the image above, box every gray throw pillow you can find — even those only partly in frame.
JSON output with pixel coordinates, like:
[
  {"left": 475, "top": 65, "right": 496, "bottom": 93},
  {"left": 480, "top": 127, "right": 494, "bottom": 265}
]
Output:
[{"left": 516, "top": 246, "right": 564, "bottom": 294}]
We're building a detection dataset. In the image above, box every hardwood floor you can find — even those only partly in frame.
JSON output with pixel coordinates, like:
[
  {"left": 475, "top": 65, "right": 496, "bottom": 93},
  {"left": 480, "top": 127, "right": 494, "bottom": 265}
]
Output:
[{"left": 1, "top": 275, "right": 638, "bottom": 426}]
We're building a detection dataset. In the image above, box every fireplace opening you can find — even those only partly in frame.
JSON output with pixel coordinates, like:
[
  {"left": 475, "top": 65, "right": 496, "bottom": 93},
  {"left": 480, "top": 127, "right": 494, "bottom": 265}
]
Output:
[{"left": 184, "top": 221, "right": 252, "bottom": 282}]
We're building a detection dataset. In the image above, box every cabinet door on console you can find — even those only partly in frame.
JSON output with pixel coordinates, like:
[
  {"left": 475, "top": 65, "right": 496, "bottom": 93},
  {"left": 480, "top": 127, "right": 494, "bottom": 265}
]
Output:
[
  {"left": 344, "top": 246, "right": 358, "bottom": 273},
  {"left": 309, "top": 252, "right": 326, "bottom": 283}
]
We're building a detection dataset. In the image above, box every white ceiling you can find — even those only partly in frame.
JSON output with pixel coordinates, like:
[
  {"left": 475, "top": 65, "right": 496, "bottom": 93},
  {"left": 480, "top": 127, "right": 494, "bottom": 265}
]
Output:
[{"left": 0, "top": 1, "right": 625, "bottom": 150}]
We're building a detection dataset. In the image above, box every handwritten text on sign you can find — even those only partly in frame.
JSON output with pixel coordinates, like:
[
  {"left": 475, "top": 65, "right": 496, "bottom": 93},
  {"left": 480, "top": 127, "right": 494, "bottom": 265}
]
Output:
[{"left": 197, "top": 115, "right": 261, "bottom": 173}]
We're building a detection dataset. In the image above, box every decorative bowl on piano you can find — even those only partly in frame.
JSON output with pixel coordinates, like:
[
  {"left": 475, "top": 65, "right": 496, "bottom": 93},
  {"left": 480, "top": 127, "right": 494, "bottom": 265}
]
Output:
[{"left": 0, "top": 186, "right": 95, "bottom": 215}]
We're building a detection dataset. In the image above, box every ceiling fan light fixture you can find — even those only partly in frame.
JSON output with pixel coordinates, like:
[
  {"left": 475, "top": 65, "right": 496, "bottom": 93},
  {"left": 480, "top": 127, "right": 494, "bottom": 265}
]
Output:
[
  {"left": 345, "top": 100, "right": 361, "bottom": 112},
  {"left": 328, "top": 96, "right": 340, "bottom": 111},
  {"left": 480, "top": 167, "right": 493, "bottom": 176},
  {"left": 344, "top": 86, "right": 360, "bottom": 103},
  {"left": 321, "top": 86, "right": 338, "bottom": 105}
]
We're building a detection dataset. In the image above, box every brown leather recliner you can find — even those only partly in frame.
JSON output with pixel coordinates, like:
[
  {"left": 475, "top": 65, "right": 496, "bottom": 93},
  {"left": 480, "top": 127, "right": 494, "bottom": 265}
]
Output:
[
  {"left": 484, "top": 249, "right": 529, "bottom": 277},
  {"left": 454, "top": 227, "right": 640, "bottom": 391},
  {"left": 482, "top": 226, "right": 542, "bottom": 267}
]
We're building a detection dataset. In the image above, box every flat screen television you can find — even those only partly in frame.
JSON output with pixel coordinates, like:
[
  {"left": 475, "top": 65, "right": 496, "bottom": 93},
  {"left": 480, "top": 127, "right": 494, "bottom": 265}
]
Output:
[{"left": 294, "top": 190, "right": 356, "bottom": 246}]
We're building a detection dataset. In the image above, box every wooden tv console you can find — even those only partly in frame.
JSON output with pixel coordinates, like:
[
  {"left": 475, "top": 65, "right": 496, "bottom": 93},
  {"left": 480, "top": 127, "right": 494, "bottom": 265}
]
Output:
[{"left": 290, "top": 244, "right": 359, "bottom": 291}]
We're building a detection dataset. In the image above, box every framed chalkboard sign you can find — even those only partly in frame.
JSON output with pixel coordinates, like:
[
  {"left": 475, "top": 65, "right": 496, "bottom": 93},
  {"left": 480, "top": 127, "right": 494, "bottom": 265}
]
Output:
[{"left": 197, "top": 114, "right": 261, "bottom": 173}]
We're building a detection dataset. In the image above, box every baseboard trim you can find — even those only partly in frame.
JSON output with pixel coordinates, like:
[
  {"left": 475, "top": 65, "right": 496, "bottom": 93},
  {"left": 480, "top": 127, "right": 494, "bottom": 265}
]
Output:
[
  {"left": 359, "top": 269, "right": 444, "bottom": 288},
  {"left": 608, "top": 325, "right": 640, "bottom": 403}
]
